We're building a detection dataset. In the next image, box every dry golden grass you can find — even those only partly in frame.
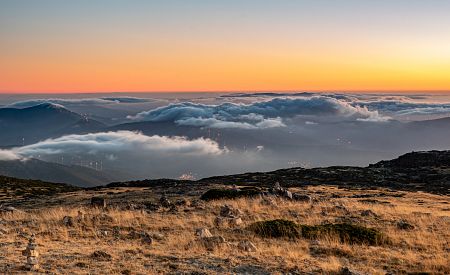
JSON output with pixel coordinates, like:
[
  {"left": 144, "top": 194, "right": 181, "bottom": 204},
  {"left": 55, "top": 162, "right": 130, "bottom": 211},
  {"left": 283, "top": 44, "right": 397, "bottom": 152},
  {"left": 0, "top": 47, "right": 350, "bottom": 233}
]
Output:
[{"left": 0, "top": 185, "right": 449, "bottom": 274}]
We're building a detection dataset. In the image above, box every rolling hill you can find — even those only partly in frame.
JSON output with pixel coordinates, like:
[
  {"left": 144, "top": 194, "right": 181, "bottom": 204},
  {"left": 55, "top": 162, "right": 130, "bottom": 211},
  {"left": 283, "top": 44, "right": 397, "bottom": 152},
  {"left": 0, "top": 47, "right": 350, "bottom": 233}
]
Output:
[{"left": 0, "top": 103, "right": 105, "bottom": 146}]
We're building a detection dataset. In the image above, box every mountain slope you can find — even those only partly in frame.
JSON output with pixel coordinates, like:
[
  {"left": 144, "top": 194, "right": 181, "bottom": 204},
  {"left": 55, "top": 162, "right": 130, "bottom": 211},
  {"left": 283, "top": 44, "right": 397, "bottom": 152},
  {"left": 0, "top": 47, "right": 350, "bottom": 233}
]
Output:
[
  {"left": 0, "top": 175, "right": 80, "bottom": 203},
  {"left": 105, "top": 150, "right": 450, "bottom": 195},
  {"left": 0, "top": 158, "right": 119, "bottom": 187},
  {"left": 0, "top": 103, "right": 105, "bottom": 146}
]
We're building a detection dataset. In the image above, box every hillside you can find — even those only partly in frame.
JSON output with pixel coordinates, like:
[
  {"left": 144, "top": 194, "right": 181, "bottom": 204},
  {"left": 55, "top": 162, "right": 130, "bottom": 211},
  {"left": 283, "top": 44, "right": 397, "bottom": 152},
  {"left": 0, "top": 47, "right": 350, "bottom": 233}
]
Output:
[
  {"left": 0, "top": 103, "right": 105, "bottom": 146},
  {"left": 106, "top": 150, "right": 450, "bottom": 195},
  {"left": 0, "top": 175, "right": 80, "bottom": 203},
  {"left": 0, "top": 158, "right": 119, "bottom": 187}
]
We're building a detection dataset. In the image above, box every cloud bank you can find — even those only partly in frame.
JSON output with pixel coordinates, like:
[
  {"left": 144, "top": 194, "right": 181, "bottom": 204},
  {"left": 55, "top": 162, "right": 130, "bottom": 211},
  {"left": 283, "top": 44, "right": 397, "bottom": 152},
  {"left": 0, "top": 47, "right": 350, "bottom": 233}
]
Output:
[
  {"left": 129, "top": 96, "right": 389, "bottom": 128},
  {"left": 0, "top": 131, "right": 225, "bottom": 162},
  {"left": 221, "top": 93, "right": 450, "bottom": 118},
  {"left": 11, "top": 131, "right": 224, "bottom": 159}
]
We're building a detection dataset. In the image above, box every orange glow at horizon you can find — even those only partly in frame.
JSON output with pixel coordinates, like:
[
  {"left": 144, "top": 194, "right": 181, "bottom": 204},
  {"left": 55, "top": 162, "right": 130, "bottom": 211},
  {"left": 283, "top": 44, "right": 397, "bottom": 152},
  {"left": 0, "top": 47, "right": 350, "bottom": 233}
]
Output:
[{"left": 1, "top": 1, "right": 450, "bottom": 94}]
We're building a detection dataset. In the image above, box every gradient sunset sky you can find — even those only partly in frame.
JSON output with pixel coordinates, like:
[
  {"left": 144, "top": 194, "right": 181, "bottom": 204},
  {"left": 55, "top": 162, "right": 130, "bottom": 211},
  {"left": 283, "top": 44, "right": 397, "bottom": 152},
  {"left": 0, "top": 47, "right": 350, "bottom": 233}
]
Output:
[{"left": 1, "top": 0, "right": 450, "bottom": 93}]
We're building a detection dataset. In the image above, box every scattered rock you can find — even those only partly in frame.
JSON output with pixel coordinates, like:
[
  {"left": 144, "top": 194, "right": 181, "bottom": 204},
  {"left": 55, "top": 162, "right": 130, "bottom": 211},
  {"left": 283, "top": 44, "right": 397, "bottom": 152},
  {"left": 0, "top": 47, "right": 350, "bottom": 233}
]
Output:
[
  {"left": 62, "top": 216, "right": 74, "bottom": 227},
  {"left": 260, "top": 197, "right": 275, "bottom": 206},
  {"left": 238, "top": 240, "right": 257, "bottom": 252},
  {"left": 144, "top": 202, "right": 160, "bottom": 211},
  {"left": 175, "top": 198, "right": 188, "bottom": 206},
  {"left": 397, "top": 220, "right": 415, "bottom": 230},
  {"left": 220, "top": 204, "right": 242, "bottom": 218},
  {"left": 195, "top": 228, "right": 213, "bottom": 238},
  {"left": 90, "top": 197, "right": 107, "bottom": 208},
  {"left": 361, "top": 210, "right": 377, "bottom": 217},
  {"left": 160, "top": 195, "right": 172, "bottom": 208},
  {"left": 339, "top": 266, "right": 363, "bottom": 275},
  {"left": 292, "top": 193, "right": 312, "bottom": 203},
  {"left": 141, "top": 233, "right": 153, "bottom": 245},
  {"left": 150, "top": 233, "right": 163, "bottom": 241},
  {"left": 283, "top": 190, "right": 293, "bottom": 200},
  {"left": 269, "top": 182, "right": 293, "bottom": 200},
  {"left": 200, "top": 236, "right": 227, "bottom": 251},
  {"left": 90, "top": 250, "right": 112, "bottom": 261},
  {"left": 75, "top": 262, "right": 88, "bottom": 268},
  {"left": 0, "top": 227, "right": 7, "bottom": 235},
  {"left": 230, "top": 217, "right": 243, "bottom": 226},
  {"left": 0, "top": 206, "right": 23, "bottom": 213},
  {"left": 309, "top": 239, "right": 321, "bottom": 246},
  {"left": 200, "top": 188, "right": 261, "bottom": 201}
]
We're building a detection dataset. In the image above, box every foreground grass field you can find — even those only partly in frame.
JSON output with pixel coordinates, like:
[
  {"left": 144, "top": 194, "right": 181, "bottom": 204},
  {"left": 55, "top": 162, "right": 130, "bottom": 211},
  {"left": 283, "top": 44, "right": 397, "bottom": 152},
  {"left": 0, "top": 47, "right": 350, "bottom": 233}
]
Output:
[{"left": 0, "top": 185, "right": 449, "bottom": 274}]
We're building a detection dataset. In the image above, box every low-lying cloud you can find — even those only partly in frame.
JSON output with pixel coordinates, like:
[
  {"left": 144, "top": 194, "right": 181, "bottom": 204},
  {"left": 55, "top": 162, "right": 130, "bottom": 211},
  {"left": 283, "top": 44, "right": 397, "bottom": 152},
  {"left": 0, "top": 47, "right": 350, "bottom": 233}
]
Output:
[
  {"left": 0, "top": 149, "right": 20, "bottom": 161},
  {"left": 12, "top": 131, "right": 224, "bottom": 158},
  {"left": 0, "top": 131, "right": 225, "bottom": 162},
  {"left": 129, "top": 96, "right": 389, "bottom": 128},
  {"left": 221, "top": 93, "right": 450, "bottom": 119}
]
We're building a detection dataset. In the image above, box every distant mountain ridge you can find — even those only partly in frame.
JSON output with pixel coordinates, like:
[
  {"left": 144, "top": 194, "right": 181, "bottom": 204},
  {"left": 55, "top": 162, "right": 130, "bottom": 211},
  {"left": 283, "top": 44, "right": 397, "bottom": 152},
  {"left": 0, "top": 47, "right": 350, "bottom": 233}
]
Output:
[
  {"left": 0, "top": 103, "right": 105, "bottom": 146},
  {"left": 0, "top": 158, "right": 119, "bottom": 187}
]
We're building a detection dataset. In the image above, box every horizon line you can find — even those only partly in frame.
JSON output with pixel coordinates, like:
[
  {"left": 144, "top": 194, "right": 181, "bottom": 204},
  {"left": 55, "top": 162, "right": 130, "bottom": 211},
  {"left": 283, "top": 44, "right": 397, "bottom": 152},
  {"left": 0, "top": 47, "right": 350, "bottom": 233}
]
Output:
[{"left": 1, "top": 89, "right": 450, "bottom": 95}]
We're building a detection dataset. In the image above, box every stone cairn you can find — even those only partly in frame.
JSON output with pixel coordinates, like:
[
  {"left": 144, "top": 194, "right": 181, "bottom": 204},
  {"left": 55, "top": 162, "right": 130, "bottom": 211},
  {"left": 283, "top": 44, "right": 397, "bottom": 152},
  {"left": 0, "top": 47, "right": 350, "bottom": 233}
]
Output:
[{"left": 22, "top": 234, "right": 39, "bottom": 271}]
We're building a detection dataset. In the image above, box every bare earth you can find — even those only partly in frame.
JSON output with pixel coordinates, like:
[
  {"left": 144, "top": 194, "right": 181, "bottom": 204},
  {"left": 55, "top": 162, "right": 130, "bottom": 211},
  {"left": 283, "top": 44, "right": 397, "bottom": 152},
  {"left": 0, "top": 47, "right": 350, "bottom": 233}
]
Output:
[{"left": 1, "top": 184, "right": 449, "bottom": 274}]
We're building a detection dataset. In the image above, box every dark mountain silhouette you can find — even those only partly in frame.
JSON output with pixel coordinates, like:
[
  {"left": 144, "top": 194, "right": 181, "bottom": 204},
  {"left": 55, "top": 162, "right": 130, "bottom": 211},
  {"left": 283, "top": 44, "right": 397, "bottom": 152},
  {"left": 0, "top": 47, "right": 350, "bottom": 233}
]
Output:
[
  {"left": 0, "top": 158, "right": 119, "bottom": 187},
  {"left": 0, "top": 103, "right": 106, "bottom": 146},
  {"left": 105, "top": 150, "right": 450, "bottom": 195}
]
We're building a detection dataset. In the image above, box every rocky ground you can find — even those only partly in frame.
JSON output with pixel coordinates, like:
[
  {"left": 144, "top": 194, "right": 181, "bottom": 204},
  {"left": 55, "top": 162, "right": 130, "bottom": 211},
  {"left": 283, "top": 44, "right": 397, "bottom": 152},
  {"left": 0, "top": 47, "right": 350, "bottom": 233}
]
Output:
[{"left": 1, "top": 182, "right": 449, "bottom": 274}]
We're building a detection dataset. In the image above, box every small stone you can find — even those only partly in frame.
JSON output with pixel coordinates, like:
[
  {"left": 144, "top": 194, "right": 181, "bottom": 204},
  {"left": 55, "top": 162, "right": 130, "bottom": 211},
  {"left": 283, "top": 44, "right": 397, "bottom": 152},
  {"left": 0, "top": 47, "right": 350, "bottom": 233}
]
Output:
[
  {"left": 62, "top": 216, "right": 74, "bottom": 227},
  {"left": 230, "top": 217, "right": 243, "bottom": 226},
  {"left": 195, "top": 228, "right": 213, "bottom": 238},
  {"left": 91, "top": 197, "right": 107, "bottom": 208},
  {"left": 219, "top": 204, "right": 242, "bottom": 218},
  {"left": 200, "top": 236, "right": 227, "bottom": 251},
  {"left": 361, "top": 210, "right": 377, "bottom": 217},
  {"left": 175, "top": 198, "right": 188, "bottom": 206},
  {"left": 397, "top": 220, "right": 415, "bottom": 230},
  {"left": 141, "top": 233, "right": 153, "bottom": 245},
  {"left": 310, "top": 240, "right": 321, "bottom": 246},
  {"left": 238, "top": 240, "right": 257, "bottom": 252},
  {"left": 260, "top": 197, "right": 275, "bottom": 206},
  {"left": 283, "top": 190, "right": 293, "bottom": 200},
  {"left": 91, "top": 250, "right": 112, "bottom": 261},
  {"left": 160, "top": 195, "right": 172, "bottom": 208},
  {"left": 340, "top": 266, "right": 362, "bottom": 275},
  {"left": 152, "top": 233, "right": 165, "bottom": 241},
  {"left": 214, "top": 216, "right": 227, "bottom": 227},
  {"left": 292, "top": 193, "right": 312, "bottom": 203}
]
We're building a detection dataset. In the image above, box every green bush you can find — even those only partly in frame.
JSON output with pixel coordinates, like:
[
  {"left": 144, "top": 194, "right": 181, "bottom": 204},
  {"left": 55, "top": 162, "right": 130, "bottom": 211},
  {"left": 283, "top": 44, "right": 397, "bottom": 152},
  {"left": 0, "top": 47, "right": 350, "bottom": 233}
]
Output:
[
  {"left": 248, "top": 219, "right": 387, "bottom": 245},
  {"left": 200, "top": 188, "right": 261, "bottom": 201},
  {"left": 247, "top": 219, "right": 301, "bottom": 239},
  {"left": 300, "top": 223, "right": 387, "bottom": 245}
]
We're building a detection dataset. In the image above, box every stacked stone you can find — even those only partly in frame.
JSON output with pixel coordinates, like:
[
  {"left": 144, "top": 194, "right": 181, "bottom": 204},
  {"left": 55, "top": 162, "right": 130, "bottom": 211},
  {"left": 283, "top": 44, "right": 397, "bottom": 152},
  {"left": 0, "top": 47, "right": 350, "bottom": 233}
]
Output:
[{"left": 22, "top": 234, "right": 39, "bottom": 270}]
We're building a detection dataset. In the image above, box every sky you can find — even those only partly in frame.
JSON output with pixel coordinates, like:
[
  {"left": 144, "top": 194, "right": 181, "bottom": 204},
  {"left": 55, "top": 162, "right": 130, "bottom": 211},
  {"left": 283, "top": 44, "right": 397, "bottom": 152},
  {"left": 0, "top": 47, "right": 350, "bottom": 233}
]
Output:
[{"left": 1, "top": 0, "right": 450, "bottom": 93}]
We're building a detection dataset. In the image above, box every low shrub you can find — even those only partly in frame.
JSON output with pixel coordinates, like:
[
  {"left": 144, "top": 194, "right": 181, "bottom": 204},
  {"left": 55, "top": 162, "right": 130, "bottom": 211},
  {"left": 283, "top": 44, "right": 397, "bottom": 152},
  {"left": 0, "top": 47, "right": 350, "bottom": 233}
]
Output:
[
  {"left": 247, "top": 219, "right": 301, "bottom": 239},
  {"left": 248, "top": 219, "right": 388, "bottom": 245},
  {"left": 300, "top": 223, "right": 387, "bottom": 245}
]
